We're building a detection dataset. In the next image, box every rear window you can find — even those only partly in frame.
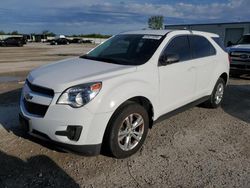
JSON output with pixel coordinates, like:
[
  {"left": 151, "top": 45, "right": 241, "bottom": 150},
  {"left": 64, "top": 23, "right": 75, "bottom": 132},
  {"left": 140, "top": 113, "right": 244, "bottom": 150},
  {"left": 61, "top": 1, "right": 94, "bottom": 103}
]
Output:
[
  {"left": 212, "top": 37, "right": 226, "bottom": 52},
  {"left": 189, "top": 35, "right": 216, "bottom": 59}
]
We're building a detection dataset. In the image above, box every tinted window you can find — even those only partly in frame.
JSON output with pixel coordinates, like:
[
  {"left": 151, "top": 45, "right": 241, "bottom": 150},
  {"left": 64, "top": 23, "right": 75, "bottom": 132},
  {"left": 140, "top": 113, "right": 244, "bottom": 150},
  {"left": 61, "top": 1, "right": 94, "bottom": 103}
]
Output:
[
  {"left": 212, "top": 37, "right": 226, "bottom": 52},
  {"left": 189, "top": 35, "right": 216, "bottom": 59},
  {"left": 81, "top": 34, "right": 164, "bottom": 66},
  {"left": 163, "top": 35, "right": 191, "bottom": 62}
]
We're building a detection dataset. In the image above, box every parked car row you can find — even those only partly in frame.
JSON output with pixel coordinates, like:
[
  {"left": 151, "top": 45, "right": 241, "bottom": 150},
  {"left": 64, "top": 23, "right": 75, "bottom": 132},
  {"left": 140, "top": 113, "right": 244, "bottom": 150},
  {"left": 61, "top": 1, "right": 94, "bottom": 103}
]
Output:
[
  {"left": 50, "top": 38, "right": 93, "bottom": 45},
  {"left": 0, "top": 37, "right": 27, "bottom": 47},
  {"left": 0, "top": 36, "right": 93, "bottom": 47}
]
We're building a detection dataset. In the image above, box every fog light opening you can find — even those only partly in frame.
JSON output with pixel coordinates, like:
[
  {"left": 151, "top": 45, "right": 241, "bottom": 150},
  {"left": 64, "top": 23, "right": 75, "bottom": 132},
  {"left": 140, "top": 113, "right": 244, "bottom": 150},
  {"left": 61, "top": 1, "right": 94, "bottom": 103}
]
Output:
[{"left": 55, "top": 125, "right": 82, "bottom": 141}]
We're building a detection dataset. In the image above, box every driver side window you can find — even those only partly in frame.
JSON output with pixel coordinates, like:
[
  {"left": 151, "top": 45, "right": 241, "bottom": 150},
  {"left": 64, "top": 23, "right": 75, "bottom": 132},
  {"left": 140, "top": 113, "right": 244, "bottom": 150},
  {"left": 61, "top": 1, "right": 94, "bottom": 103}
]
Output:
[{"left": 163, "top": 35, "right": 191, "bottom": 62}]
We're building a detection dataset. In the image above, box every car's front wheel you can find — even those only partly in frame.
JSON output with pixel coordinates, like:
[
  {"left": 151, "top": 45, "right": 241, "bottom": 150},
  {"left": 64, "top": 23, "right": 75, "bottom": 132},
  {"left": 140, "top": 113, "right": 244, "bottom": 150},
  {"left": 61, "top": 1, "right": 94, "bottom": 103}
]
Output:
[{"left": 104, "top": 102, "right": 149, "bottom": 158}]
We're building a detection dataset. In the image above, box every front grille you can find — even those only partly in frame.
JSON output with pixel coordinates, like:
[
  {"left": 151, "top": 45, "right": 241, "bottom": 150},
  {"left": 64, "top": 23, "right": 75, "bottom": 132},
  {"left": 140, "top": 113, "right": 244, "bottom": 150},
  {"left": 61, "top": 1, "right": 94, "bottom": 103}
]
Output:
[
  {"left": 27, "top": 80, "right": 54, "bottom": 97},
  {"left": 23, "top": 99, "right": 48, "bottom": 117},
  {"left": 230, "top": 51, "right": 250, "bottom": 63}
]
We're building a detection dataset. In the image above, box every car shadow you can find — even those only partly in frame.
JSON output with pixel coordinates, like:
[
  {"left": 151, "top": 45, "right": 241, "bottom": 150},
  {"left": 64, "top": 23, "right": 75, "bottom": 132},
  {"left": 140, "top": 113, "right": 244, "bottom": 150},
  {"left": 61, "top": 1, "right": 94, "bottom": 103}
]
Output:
[
  {"left": 0, "top": 150, "right": 79, "bottom": 187},
  {"left": 222, "top": 83, "right": 250, "bottom": 124}
]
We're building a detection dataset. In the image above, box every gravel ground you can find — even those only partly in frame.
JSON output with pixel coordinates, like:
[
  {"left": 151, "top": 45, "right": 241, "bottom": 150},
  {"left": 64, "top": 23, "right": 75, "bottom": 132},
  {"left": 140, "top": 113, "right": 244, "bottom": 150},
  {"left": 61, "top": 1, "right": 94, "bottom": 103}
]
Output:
[{"left": 0, "top": 44, "right": 250, "bottom": 188}]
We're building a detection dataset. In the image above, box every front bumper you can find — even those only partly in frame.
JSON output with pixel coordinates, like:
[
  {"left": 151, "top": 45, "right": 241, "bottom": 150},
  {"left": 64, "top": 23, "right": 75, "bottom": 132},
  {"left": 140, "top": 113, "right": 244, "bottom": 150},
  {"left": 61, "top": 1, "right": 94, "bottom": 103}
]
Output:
[
  {"left": 19, "top": 113, "right": 101, "bottom": 155},
  {"left": 230, "top": 67, "right": 250, "bottom": 75},
  {"left": 19, "top": 92, "right": 113, "bottom": 155}
]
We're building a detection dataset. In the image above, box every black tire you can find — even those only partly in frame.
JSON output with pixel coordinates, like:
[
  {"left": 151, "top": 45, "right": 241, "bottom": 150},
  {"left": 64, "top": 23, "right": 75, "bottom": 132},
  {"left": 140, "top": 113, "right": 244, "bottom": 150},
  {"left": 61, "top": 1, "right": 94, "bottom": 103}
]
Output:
[
  {"left": 103, "top": 102, "right": 149, "bottom": 158},
  {"left": 17, "top": 41, "right": 21, "bottom": 47},
  {"left": 202, "top": 78, "right": 225, "bottom": 108}
]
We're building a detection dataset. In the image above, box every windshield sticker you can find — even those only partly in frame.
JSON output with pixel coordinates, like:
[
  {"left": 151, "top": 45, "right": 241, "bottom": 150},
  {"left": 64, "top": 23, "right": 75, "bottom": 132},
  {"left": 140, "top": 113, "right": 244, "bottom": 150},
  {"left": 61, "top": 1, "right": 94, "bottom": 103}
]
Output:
[{"left": 142, "top": 35, "right": 162, "bottom": 40}]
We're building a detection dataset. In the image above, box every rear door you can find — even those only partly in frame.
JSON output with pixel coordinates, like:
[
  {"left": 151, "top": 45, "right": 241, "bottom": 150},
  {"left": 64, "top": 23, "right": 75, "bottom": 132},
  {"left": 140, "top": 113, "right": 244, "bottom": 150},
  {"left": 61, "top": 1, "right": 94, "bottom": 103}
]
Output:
[{"left": 189, "top": 35, "right": 217, "bottom": 98}]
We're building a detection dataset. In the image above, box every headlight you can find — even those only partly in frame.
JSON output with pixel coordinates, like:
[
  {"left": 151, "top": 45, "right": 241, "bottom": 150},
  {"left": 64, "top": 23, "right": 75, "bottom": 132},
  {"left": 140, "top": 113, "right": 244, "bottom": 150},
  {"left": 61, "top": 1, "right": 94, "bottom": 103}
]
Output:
[{"left": 57, "top": 82, "right": 102, "bottom": 108}]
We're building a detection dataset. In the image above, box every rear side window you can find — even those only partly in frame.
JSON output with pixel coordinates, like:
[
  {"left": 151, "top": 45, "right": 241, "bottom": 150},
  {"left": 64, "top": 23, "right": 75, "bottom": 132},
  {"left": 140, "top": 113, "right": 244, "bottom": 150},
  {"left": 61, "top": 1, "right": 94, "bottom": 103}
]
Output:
[
  {"left": 189, "top": 35, "right": 216, "bottom": 59},
  {"left": 212, "top": 37, "right": 226, "bottom": 52},
  {"left": 163, "top": 35, "right": 191, "bottom": 62}
]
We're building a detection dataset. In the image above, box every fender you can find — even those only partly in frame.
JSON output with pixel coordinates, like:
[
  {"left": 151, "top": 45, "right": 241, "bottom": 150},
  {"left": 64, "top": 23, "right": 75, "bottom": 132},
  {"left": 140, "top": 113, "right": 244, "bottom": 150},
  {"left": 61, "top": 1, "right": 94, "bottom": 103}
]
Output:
[{"left": 85, "top": 75, "right": 160, "bottom": 118}]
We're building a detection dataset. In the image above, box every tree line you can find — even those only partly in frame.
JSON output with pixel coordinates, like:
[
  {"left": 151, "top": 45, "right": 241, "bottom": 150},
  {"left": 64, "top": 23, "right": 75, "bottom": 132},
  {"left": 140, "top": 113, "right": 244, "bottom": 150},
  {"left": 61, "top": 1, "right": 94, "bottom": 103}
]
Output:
[{"left": 0, "top": 16, "right": 164, "bottom": 37}]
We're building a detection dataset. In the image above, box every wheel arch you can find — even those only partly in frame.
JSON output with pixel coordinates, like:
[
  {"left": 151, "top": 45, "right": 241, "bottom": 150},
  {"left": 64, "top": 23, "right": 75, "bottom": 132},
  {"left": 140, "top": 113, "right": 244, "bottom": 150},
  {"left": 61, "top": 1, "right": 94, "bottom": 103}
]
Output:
[
  {"left": 107, "top": 96, "right": 154, "bottom": 129},
  {"left": 101, "top": 96, "right": 154, "bottom": 154},
  {"left": 219, "top": 72, "right": 228, "bottom": 85}
]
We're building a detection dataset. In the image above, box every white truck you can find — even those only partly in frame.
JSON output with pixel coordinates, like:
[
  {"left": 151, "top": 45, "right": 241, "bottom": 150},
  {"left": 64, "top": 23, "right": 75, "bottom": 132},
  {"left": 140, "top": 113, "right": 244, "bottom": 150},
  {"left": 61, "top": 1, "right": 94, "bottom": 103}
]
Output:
[{"left": 19, "top": 30, "right": 229, "bottom": 158}]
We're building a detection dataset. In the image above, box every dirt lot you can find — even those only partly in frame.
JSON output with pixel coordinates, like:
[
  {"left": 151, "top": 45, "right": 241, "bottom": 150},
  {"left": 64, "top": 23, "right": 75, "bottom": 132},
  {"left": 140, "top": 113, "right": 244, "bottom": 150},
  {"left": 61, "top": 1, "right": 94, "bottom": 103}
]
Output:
[{"left": 0, "top": 43, "right": 250, "bottom": 188}]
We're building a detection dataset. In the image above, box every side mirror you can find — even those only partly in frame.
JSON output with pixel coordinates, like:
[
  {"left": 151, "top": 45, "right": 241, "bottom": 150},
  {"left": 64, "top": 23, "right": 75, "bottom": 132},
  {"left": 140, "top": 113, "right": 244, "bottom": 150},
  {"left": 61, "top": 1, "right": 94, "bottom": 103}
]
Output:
[{"left": 159, "top": 54, "right": 180, "bottom": 66}]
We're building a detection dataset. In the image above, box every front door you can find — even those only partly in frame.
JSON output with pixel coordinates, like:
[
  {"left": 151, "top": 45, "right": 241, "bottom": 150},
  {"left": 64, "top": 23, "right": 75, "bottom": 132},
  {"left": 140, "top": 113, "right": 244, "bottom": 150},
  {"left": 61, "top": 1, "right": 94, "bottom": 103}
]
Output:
[{"left": 158, "top": 35, "right": 196, "bottom": 115}]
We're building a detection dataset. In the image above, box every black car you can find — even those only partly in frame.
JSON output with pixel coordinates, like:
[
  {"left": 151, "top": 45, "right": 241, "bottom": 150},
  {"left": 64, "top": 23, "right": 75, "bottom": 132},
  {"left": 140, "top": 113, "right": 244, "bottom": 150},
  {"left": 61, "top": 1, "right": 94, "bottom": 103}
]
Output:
[
  {"left": 0, "top": 37, "right": 25, "bottom": 47},
  {"left": 50, "top": 38, "right": 70, "bottom": 45},
  {"left": 69, "top": 38, "right": 83, "bottom": 44}
]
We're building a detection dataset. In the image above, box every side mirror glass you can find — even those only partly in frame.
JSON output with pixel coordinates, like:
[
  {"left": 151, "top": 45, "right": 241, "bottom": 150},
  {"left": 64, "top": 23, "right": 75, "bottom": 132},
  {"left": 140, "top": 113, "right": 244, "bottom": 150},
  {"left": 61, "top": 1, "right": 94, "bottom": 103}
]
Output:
[{"left": 159, "top": 54, "right": 180, "bottom": 66}]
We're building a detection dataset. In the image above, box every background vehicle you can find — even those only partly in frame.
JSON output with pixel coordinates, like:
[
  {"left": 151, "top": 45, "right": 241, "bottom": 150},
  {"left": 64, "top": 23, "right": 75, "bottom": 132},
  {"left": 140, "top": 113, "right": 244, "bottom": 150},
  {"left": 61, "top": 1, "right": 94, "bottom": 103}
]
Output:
[
  {"left": 227, "top": 34, "right": 250, "bottom": 76},
  {"left": 69, "top": 38, "right": 83, "bottom": 44},
  {"left": 69, "top": 38, "right": 93, "bottom": 44},
  {"left": 0, "top": 37, "right": 26, "bottom": 47},
  {"left": 50, "top": 38, "right": 70, "bottom": 45},
  {"left": 19, "top": 30, "right": 229, "bottom": 158}
]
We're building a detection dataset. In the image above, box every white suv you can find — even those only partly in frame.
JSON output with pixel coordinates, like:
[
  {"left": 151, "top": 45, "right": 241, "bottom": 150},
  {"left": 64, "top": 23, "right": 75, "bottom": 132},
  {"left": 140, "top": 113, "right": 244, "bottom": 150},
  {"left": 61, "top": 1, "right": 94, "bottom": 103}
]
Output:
[{"left": 19, "top": 30, "right": 229, "bottom": 158}]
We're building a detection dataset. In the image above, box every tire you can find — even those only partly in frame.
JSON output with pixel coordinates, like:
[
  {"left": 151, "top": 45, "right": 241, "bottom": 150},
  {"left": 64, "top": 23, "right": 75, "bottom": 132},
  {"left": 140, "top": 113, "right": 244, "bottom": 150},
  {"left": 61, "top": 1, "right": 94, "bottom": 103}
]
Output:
[
  {"left": 202, "top": 78, "right": 225, "bottom": 108},
  {"left": 104, "top": 102, "right": 149, "bottom": 158},
  {"left": 17, "top": 42, "right": 22, "bottom": 47}
]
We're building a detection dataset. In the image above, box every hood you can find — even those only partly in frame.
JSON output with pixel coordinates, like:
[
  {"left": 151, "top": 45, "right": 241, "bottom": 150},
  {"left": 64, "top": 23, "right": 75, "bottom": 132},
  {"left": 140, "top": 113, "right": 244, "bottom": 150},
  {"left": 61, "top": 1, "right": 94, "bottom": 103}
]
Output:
[
  {"left": 228, "top": 44, "right": 250, "bottom": 52},
  {"left": 28, "top": 57, "right": 136, "bottom": 92}
]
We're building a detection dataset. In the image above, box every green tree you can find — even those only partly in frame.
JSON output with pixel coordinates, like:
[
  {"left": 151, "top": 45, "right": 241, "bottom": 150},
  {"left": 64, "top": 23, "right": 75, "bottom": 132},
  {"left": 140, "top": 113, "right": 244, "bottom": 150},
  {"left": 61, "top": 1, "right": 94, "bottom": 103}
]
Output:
[
  {"left": 0, "top": 30, "right": 5, "bottom": 35},
  {"left": 148, "top": 16, "right": 164, "bottom": 30},
  {"left": 42, "top": 30, "right": 56, "bottom": 37}
]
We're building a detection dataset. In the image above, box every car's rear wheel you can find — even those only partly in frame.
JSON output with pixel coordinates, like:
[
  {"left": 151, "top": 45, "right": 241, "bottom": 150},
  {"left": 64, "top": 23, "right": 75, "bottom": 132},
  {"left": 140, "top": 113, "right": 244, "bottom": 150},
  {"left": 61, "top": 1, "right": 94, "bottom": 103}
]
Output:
[
  {"left": 203, "top": 78, "right": 225, "bottom": 108},
  {"left": 104, "top": 102, "right": 149, "bottom": 158}
]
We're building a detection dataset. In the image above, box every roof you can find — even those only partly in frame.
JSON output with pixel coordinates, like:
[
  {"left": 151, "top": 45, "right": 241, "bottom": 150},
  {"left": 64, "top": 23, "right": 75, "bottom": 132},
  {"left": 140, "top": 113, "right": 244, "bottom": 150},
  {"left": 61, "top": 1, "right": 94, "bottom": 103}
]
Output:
[
  {"left": 121, "top": 30, "right": 171, "bottom": 36},
  {"left": 165, "top": 21, "right": 250, "bottom": 27},
  {"left": 120, "top": 29, "right": 218, "bottom": 37}
]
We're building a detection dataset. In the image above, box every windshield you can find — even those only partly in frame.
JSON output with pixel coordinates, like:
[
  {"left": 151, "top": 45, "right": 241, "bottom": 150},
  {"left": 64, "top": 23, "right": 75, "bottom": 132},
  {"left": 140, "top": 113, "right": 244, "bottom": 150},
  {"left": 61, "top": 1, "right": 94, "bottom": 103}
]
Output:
[
  {"left": 237, "top": 35, "right": 250, "bottom": 45},
  {"left": 81, "top": 34, "right": 164, "bottom": 65}
]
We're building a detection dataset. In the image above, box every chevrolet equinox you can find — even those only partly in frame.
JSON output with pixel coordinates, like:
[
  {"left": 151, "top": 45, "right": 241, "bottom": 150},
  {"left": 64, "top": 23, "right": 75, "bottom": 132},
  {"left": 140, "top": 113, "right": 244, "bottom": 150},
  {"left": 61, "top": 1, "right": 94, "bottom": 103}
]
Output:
[{"left": 19, "top": 30, "right": 229, "bottom": 158}]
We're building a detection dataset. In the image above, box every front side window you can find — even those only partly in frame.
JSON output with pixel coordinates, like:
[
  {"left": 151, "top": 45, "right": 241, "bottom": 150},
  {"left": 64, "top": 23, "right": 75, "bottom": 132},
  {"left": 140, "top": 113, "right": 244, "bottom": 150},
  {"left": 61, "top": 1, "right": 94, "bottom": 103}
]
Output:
[
  {"left": 162, "top": 35, "right": 191, "bottom": 62},
  {"left": 81, "top": 34, "right": 164, "bottom": 66},
  {"left": 189, "top": 35, "right": 216, "bottom": 59}
]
